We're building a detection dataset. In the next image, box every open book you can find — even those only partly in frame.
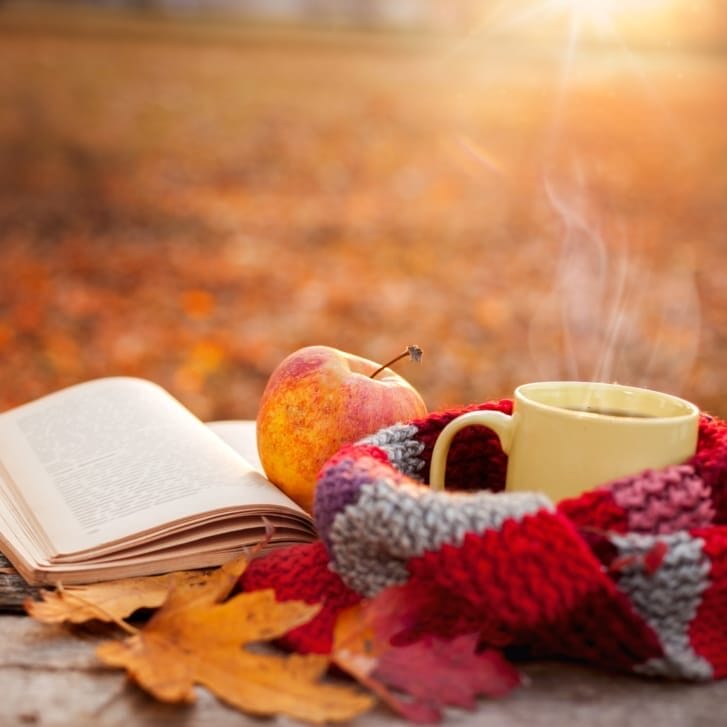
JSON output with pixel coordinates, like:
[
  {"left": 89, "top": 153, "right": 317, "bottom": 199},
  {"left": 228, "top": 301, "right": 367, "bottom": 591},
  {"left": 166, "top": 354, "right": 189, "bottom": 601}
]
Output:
[{"left": 0, "top": 377, "right": 317, "bottom": 586}]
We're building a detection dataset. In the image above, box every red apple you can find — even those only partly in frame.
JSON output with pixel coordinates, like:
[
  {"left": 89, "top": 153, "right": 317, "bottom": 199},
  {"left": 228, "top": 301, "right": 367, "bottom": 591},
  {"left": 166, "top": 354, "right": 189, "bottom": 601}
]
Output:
[{"left": 256, "top": 345, "right": 427, "bottom": 513}]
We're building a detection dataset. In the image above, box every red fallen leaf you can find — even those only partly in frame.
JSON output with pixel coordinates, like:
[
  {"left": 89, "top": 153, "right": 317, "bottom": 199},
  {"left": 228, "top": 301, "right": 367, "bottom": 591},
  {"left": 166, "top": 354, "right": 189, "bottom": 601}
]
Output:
[
  {"left": 607, "top": 553, "right": 641, "bottom": 574},
  {"left": 333, "top": 583, "right": 521, "bottom": 723},
  {"left": 608, "top": 541, "right": 669, "bottom": 576},
  {"left": 643, "top": 541, "right": 668, "bottom": 574},
  {"left": 377, "top": 633, "right": 521, "bottom": 715}
]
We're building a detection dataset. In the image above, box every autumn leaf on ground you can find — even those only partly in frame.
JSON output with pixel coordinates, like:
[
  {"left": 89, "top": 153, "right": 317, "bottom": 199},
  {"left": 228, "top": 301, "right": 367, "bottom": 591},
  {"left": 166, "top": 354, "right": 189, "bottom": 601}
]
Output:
[
  {"left": 96, "top": 555, "right": 374, "bottom": 724},
  {"left": 333, "top": 583, "right": 521, "bottom": 723},
  {"left": 25, "top": 552, "right": 250, "bottom": 625},
  {"left": 25, "top": 570, "right": 213, "bottom": 625}
]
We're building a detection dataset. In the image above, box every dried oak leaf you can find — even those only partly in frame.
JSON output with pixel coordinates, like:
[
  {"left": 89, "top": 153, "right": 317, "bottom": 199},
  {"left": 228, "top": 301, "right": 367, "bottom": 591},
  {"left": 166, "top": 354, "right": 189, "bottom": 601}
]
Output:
[
  {"left": 333, "top": 583, "right": 521, "bottom": 723},
  {"left": 25, "top": 570, "right": 213, "bottom": 624},
  {"left": 96, "top": 556, "right": 373, "bottom": 723}
]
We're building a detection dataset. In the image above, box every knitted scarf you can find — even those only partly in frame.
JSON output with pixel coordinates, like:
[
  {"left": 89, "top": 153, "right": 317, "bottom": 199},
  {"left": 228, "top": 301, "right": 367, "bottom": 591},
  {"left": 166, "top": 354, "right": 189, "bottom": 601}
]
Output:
[{"left": 242, "top": 399, "right": 727, "bottom": 681}]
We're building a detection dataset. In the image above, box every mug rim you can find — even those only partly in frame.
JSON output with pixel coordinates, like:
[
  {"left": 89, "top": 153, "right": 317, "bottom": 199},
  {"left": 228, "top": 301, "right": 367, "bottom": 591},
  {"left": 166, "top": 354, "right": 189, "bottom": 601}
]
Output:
[{"left": 514, "top": 380, "right": 700, "bottom": 421}]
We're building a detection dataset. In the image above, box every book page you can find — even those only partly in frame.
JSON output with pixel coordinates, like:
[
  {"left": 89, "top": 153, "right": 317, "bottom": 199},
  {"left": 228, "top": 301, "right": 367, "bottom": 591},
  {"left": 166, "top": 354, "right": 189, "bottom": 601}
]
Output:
[
  {"left": 0, "top": 378, "right": 305, "bottom": 555},
  {"left": 206, "top": 420, "right": 261, "bottom": 470}
]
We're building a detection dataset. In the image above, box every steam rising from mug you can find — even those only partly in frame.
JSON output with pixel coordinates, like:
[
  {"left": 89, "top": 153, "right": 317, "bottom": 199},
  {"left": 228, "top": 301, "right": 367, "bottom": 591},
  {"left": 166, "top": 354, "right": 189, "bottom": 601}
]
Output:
[{"left": 528, "top": 172, "right": 700, "bottom": 394}]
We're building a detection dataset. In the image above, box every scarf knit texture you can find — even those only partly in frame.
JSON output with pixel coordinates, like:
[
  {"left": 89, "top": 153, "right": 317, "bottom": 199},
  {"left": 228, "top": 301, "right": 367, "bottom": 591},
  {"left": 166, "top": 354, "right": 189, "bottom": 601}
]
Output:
[{"left": 241, "top": 399, "right": 727, "bottom": 681}]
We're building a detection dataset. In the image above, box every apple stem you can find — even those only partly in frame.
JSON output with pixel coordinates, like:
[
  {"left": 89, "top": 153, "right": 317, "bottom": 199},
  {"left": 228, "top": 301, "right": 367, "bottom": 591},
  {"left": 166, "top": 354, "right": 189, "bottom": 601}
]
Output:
[{"left": 370, "top": 345, "right": 423, "bottom": 379}]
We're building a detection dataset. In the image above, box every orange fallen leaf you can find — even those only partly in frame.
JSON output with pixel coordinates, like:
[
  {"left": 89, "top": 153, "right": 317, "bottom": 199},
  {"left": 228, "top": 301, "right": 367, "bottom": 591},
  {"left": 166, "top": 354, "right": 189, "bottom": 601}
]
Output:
[
  {"left": 181, "top": 289, "right": 216, "bottom": 320},
  {"left": 25, "top": 570, "right": 213, "bottom": 625},
  {"left": 25, "top": 552, "right": 251, "bottom": 625},
  {"left": 96, "top": 555, "right": 374, "bottom": 723}
]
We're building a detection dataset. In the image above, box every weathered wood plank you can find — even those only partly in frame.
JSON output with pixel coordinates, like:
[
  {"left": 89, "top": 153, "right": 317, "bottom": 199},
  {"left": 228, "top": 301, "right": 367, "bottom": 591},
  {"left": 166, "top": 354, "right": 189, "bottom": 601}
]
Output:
[
  {"left": 2, "top": 615, "right": 727, "bottom": 726},
  {"left": 0, "top": 554, "right": 37, "bottom": 612}
]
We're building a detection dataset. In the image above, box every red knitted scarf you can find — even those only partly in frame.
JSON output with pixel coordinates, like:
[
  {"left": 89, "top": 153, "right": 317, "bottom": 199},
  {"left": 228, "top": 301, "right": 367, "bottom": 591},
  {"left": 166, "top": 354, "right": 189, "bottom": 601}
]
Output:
[{"left": 242, "top": 400, "right": 727, "bottom": 681}]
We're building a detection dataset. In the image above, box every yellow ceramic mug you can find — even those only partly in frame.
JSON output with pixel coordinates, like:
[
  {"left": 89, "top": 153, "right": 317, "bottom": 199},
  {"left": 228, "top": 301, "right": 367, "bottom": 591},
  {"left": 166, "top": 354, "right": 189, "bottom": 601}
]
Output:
[{"left": 429, "top": 381, "right": 700, "bottom": 501}]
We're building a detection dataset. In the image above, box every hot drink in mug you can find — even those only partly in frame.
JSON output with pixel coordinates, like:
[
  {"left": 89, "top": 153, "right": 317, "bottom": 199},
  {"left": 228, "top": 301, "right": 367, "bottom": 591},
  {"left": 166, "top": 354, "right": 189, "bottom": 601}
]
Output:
[{"left": 429, "top": 381, "right": 700, "bottom": 501}]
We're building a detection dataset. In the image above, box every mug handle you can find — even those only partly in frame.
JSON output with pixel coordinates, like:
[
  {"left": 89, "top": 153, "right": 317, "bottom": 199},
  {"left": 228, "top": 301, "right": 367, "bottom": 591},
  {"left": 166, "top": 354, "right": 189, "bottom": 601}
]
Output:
[{"left": 429, "top": 410, "right": 514, "bottom": 491}]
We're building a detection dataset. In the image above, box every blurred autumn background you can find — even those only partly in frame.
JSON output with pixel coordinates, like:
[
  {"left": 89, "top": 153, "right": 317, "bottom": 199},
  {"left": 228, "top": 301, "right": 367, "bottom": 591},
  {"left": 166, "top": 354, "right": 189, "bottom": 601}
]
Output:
[{"left": 1, "top": 0, "right": 725, "bottom": 421}]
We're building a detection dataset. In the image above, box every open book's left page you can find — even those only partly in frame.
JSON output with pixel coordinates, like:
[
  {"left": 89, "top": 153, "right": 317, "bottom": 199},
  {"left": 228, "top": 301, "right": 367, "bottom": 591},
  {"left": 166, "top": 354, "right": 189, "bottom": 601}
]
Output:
[{"left": 0, "top": 377, "right": 307, "bottom": 558}]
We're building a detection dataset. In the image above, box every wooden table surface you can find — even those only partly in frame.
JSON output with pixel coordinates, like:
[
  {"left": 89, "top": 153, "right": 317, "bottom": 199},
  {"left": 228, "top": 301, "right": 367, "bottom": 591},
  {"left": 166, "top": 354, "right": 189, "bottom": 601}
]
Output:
[{"left": 3, "top": 554, "right": 727, "bottom": 727}]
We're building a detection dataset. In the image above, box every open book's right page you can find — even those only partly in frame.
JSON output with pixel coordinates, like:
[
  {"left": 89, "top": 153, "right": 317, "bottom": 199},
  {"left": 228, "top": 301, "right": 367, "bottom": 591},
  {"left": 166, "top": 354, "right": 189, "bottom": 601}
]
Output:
[{"left": 206, "top": 420, "right": 261, "bottom": 470}]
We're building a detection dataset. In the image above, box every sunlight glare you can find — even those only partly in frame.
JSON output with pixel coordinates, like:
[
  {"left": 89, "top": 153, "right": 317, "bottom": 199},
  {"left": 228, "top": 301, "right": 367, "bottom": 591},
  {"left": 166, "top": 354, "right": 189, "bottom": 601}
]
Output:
[{"left": 553, "top": 0, "right": 677, "bottom": 30}]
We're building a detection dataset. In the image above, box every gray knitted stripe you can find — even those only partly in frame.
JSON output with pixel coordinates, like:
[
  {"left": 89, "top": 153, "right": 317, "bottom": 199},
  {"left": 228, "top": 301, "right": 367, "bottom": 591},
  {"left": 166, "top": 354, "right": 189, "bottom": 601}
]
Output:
[
  {"left": 611, "top": 531, "right": 713, "bottom": 680},
  {"left": 357, "top": 423, "right": 426, "bottom": 479},
  {"left": 328, "top": 478, "right": 551, "bottom": 597}
]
